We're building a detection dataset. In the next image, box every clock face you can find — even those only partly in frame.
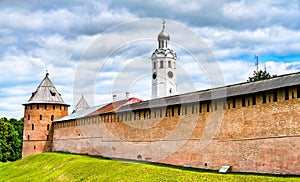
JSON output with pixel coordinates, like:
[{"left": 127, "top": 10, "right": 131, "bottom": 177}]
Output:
[
  {"left": 168, "top": 71, "right": 173, "bottom": 78},
  {"left": 152, "top": 72, "right": 157, "bottom": 79}
]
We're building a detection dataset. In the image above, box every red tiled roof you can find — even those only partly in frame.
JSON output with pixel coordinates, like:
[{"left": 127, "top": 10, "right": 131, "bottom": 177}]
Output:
[{"left": 87, "top": 97, "right": 142, "bottom": 116}]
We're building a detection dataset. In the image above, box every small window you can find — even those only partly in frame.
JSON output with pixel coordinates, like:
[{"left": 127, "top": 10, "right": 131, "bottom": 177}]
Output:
[
  {"left": 199, "top": 102, "right": 202, "bottom": 113},
  {"left": 40, "top": 114, "right": 42, "bottom": 120},
  {"left": 27, "top": 135, "right": 30, "bottom": 141},
  {"left": 160, "top": 61, "right": 163, "bottom": 68},
  {"left": 60, "top": 105, "right": 62, "bottom": 110},
  {"left": 248, "top": 99, "right": 250, "bottom": 106},
  {"left": 252, "top": 95, "right": 256, "bottom": 105},
  {"left": 268, "top": 96, "right": 271, "bottom": 102},
  {"left": 46, "top": 135, "right": 49, "bottom": 140},
  {"left": 178, "top": 105, "right": 181, "bottom": 115},
  {"left": 51, "top": 115, "right": 54, "bottom": 121},
  {"left": 233, "top": 98, "right": 236, "bottom": 108},
  {"left": 53, "top": 105, "right": 55, "bottom": 110},
  {"left": 30, "top": 105, "right": 32, "bottom": 110},
  {"left": 242, "top": 96, "right": 245, "bottom": 107},
  {"left": 292, "top": 92, "right": 294, "bottom": 99},
  {"left": 34, "top": 146, "right": 36, "bottom": 150},
  {"left": 37, "top": 104, "right": 39, "bottom": 109},
  {"left": 47, "top": 124, "right": 50, "bottom": 131},
  {"left": 227, "top": 103, "right": 230, "bottom": 109},
  {"left": 50, "top": 90, "right": 56, "bottom": 96},
  {"left": 285, "top": 88, "right": 289, "bottom": 100},
  {"left": 44, "top": 105, "right": 47, "bottom": 110},
  {"left": 28, "top": 114, "right": 30, "bottom": 121},
  {"left": 153, "top": 62, "right": 156, "bottom": 69},
  {"left": 168, "top": 61, "right": 171, "bottom": 68},
  {"left": 262, "top": 93, "right": 266, "bottom": 103},
  {"left": 169, "top": 88, "right": 172, "bottom": 94},
  {"left": 32, "top": 124, "right": 34, "bottom": 130}
]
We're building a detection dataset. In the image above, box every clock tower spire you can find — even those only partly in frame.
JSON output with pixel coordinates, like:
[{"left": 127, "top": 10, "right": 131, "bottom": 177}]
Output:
[{"left": 151, "top": 20, "right": 178, "bottom": 98}]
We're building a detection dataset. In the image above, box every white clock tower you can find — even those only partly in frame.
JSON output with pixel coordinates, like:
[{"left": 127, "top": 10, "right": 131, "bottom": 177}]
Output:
[{"left": 151, "top": 20, "right": 178, "bottom": 99}]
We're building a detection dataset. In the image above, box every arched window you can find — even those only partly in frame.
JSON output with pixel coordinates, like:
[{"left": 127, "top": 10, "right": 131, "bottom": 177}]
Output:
[
  {"left": 51, "top": 115, "right": 54, "bottom": 121},
  {"left": 153, "top": 62, "right": 156, "bottom": 69},
  {"left": 28, "top": 114, "right": 30, "bottom": 121},
  {"left": 168, "top": 61, "right": 171, "bottom": 68},
  {"left": 40, "top": 114, "right": 42, "bottom": 121},
  {"left": 47, "top": 124, "right": 50, "bottom": 131},
  {"left": 32, "top": 124, "right": 34, "bottom": 130},
  {"left": 27, "top": 135, "right": 30, "bottom": 141},
  {"left": 160, "top": 61, "right": 163, "bottom": 68}
]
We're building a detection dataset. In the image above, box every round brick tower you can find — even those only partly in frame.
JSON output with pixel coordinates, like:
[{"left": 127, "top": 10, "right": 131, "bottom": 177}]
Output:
[{"left": 22, "top": 73, "right": 69, "bottom": 158}]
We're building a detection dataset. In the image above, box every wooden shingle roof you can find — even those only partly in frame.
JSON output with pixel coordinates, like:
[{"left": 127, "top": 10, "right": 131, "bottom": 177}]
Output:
[{"left": 23, "top": 73, "right": 69, "bottom": 106}]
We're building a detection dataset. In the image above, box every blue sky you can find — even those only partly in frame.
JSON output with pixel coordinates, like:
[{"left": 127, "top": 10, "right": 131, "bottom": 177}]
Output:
[{"left": 1, "top": 0, "right": 300, "bottom": 119}]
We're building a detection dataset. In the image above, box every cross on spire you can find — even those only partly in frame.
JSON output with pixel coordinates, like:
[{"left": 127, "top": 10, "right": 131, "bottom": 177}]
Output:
[{"left": 162, "top": 19, "right": 165, "bottom": 29}]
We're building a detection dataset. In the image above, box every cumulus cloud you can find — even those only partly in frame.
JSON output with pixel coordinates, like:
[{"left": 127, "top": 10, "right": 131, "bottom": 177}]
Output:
[{"left": 0, "top": 0, "right": 300, "bottom": 118}]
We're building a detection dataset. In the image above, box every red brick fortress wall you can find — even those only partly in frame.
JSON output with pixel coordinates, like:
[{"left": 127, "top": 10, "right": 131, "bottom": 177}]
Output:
[{"left": 52, "top": 86, "right": 300, "bottom": 174}]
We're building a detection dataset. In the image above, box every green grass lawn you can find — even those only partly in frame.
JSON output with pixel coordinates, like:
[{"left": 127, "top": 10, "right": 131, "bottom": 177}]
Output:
[{"left": 0, "top": 152, "right": 298, "bottom": 181}]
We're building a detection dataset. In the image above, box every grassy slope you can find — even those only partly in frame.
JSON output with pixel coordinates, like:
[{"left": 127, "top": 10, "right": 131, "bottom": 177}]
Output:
[{"left": 0, "top": 152, "right": 298, "bottom": 182}]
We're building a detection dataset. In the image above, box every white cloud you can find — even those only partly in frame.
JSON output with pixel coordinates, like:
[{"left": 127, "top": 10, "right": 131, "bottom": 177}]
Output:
[{"left": 1, "top": 0, "right": 300, "bottom": 119}]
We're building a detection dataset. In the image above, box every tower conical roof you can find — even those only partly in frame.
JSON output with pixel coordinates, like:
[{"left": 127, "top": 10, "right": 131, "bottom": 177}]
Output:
[
  {"left": 23, "top": 73, "right": 69, "bottom": 106},
  {"left": 73, "top": 95, "right": 89, "bottom": 112}
]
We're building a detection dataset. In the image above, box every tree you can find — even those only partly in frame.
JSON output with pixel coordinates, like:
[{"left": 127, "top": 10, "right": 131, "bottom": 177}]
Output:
[
  {"left": 248, "top": 70, "right": 276, "bottom": 82},
  {"left": 0, "top": 117, "right": 23, "bottom": 162}
]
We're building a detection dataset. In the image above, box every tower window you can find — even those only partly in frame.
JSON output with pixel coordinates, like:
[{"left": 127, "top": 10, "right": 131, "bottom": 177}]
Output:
[
  {"left": 207, "top": 102, "right": 210, "bottom": 112},
  {"left": 44, "top": 105, "right": 47, "bottom": 110},
  {"left": 27, "top": 135, "right": 30, "bottom": 141},
  {"left": 233, "top": 98, "right": 236, "bottom": 108},
  {"left": 32, "top": 124, "right": 34, "bottom": 130},
  {"left": 285, "top": 88, "right": 289, "bottom": 100},
  {"left": 28, "top": 114, "right": 30, "bottom": 121},
  {"left": 37, "top": 104, "right": 39, "bottom": 109},
  {"left": 53, "top": 105, "right": 55, "bottom": 110},
  {"left": 51, "top": 115, "right": 54, "bottom": 121},
  {"left": 40, "top": 114, "right": 43, "bottom": 121},
  {"left": 153, "top": 62, "right": 156, "bottom": 69},
  {"left": 169, "top": 88, "right": 172, "bottom": 94},
  {"left": 168, "top": 61, "right": 171, "bottom": 68},
  {"left": 262, "top": 93, "right": 266, "bottom": 103},
  {"left": 160, "top": 61, "right": 163, "bottom": 68},
  {"left": 47, "top": 124, "right": 50, "bottom": 131},
  {"left": 252, "top": 95, "right": 256, "bottom": 105},
  {"left": 242, "top": 96, "right": 245, "bottom": 107},
  {"left": 47, "top": 135, "right": 49, "bottom": 140},
  {"left": 199, "top": 102, "right": 202, "bottom": 113},
  {"left": 34, "top": 146, "right": 36, "bottom": 150}
]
